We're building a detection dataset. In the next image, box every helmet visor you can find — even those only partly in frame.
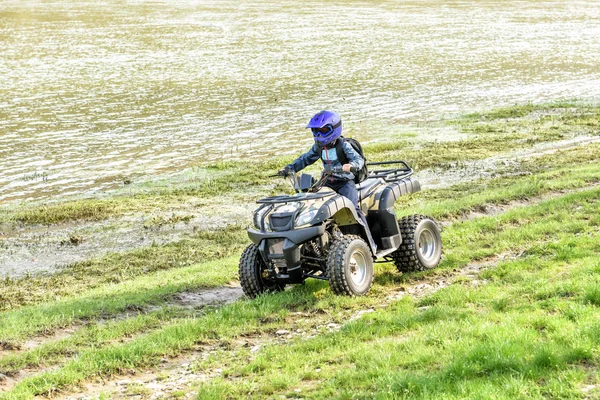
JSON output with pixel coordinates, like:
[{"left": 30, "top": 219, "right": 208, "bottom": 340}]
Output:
[{"left": 311, "top": 125, "right": 333, "bottom": 137}]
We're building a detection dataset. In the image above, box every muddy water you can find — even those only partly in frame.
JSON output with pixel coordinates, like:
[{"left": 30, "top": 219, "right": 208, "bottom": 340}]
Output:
[
  {"left": 1, "top": 0, "right": 600, "bottom": 203},
  {"left": 0, "top": 196, "right": 254, "bottom": 277}
]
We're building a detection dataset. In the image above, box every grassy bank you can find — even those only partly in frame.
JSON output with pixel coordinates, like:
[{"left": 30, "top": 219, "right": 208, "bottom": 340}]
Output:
[
  {"left": 2, "top": 173, "right": 599, "bottom": 399},
  {"left": 1, "top": 103, "right": 599, "bottom": 399}
]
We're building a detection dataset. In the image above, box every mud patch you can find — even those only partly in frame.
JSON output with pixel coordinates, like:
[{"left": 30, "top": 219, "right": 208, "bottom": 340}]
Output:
[
  {"left": 0, "top": 340, "right": 21, "bottom": 352},
  {"left": 0, "top": 199, "right": 253, "bottom": 278},
  {"left": 60, "top": 348, "right": 224, "bottom": 400},
  {"left": 417, "top": 135, "right": 600, "bottom": 190},
  {"left": 440, "top": 183, "right": 600, "bottom": 228},
  {"left": 582, "top": 384, "right": 600, "bottom": 399},
  {"left": 0, "top": 368, "right": 44, "bottom": 392},
  {"left": 167, "top": 285, "right": 244, "bottom": 309}
]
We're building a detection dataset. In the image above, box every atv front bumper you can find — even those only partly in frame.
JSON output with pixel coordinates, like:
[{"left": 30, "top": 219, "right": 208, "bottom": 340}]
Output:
[{"left": 247, "top": 224, "right": 326, "bottom": 283}]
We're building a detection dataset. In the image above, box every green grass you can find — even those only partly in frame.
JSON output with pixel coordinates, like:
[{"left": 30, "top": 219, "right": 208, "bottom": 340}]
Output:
[
  {"left": 0, "top": 255, "right": 243, "bottom": 342},
  {"left": 0, "top": 308, "right": 192, "bottom": 376},
  {"left": 7, "top": 197, "right": 138, "bottom": 225},
  {"left": 2, "top": 184, "right": 600, "bottom": 399}
]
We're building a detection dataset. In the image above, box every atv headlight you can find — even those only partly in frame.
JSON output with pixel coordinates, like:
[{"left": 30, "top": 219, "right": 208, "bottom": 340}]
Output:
[
  {"left": 295, "top": 205, "right": 319, "bottom": 227},
  {"left": 253, "top": 205, "right": 271, "bottom": 231}
]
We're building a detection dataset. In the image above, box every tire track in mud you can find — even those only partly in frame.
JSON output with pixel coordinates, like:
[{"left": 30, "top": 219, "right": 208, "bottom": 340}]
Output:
[{"left": 0, "top": 286, "right": 245, "bottom": 395}]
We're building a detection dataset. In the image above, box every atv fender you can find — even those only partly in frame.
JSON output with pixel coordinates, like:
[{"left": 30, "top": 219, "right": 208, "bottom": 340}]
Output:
[
  {"left": 310, "top": 195, "right": 361, "bottom": 226},
  {"left": 371, "top": 177, "right": 421, "bottom": 210},
  {"left": 368, "top": 177, "right": 421, "bottom": 251},
  {"left": 310, "top": 195, "right": 377, "bottom": 255}
]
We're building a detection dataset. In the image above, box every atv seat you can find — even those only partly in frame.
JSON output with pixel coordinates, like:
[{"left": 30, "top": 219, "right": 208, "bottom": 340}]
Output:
[{"left": 357, "top": 178, "right": 383, "bottom": 202}]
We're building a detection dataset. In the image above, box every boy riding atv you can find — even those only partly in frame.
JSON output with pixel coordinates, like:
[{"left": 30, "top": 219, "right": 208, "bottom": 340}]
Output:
[
  {"left": 239, "top": 111, "right": 442, "bottom": 298},
  {"left": 279, "top": 110, "right": 376, "bottom": 251}
]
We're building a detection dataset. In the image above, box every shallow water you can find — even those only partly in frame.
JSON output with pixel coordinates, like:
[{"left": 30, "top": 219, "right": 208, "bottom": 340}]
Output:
[
  {"left": 1, "top": 0, "right": 600, "bottom": 203},
  {"left": 0, "top": 196, "right": 254, "bottom": 277}
]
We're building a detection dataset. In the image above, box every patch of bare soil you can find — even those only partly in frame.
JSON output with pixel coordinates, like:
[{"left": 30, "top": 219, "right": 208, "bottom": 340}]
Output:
[
  {"left": 166, "top": 285, "right": 244, "bottom": 309},
  {"left": 418, "top": 135, "right": 600, "bottom": 190},
  {"left": 440, "top": 183, "right": 600, "bottom": 228},
  {"left": 61, "top": 353, "right": 222, "bottom": 400},
  {"left": 0, "top": 367, "right": 58, "bottom": 393},
  {"left": 0, "top": 372, "right": 17, "bottom": 392},
  {"left": 582, "top": 384, "right": 600, "bottom": 399}
]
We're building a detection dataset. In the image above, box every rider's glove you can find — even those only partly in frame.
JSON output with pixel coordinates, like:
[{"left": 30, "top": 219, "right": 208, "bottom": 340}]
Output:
[{"left": 278, "top": 166, "right": 294, "bottom": 177}]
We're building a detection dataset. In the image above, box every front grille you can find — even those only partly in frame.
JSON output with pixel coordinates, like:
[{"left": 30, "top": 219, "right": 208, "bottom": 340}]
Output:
[{"left": 269, "top": 214, "right": 293, "bottom": 231}]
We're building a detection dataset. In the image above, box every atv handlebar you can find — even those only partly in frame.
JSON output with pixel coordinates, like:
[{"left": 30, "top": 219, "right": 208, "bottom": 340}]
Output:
[
  {"left": 271, "top": 168, "right": 295, "bottom": 178},
  {"left": 323, "top": 165, "right": 357, "bottom": 175},
  {"left": 271, "top": 165, "right": 357, "bottom": 179}
]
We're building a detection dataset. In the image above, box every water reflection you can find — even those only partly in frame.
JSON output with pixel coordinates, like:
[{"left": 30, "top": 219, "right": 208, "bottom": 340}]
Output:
[{"left": 1, "top": 0, "right": 599, "bottom": 202}]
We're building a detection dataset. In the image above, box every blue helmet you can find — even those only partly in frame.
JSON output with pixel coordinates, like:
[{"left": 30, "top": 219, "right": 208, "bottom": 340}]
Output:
[{"left": 306, "top": 110, "right": 342, "bottom": 147}]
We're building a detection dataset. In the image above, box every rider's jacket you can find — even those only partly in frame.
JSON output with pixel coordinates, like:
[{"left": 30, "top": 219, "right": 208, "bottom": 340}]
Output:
[{"left": 287, "top": 139, "right": 364, "bottom": 182}]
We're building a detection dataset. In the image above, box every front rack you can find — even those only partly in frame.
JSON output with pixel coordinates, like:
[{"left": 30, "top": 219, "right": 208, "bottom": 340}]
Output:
[
  {"left": 367, "top": 160, "right": 413, "bottom": 182},
  {"left": 257, "top": 191, "right": 335, "bottom": 204}
]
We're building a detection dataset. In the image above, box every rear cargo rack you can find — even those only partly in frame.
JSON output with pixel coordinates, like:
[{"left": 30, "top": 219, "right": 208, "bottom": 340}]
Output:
[{"left": 367, "top": 160, "right": 413, "bottom": 182}]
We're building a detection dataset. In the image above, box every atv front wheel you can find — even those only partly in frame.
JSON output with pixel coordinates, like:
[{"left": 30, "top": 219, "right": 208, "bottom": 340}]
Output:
[
  {"left": 239, "top": 244, "right": 285, "bottom": 298},
  {"left": 327, "top": 235, "right": 374, "bottom": 296},
  {"left": 392, "top": 215, "right": 442, "bottom": 273}
]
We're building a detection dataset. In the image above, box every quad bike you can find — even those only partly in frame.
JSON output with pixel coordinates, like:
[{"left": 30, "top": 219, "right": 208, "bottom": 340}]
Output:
[{"left": 239, "top": 161, "right": 442, "bottom": 297}]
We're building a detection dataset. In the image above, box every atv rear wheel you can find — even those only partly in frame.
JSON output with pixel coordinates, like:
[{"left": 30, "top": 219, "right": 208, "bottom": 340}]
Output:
[
  {"left": 239, "top": 244, "right": 285, "bottom": 298},
  {"left": 392, "top": 215, "right": 442, "bottom": 273},
  {"left": 327, "top": 235, "right": 374, "bottom": 296}
]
